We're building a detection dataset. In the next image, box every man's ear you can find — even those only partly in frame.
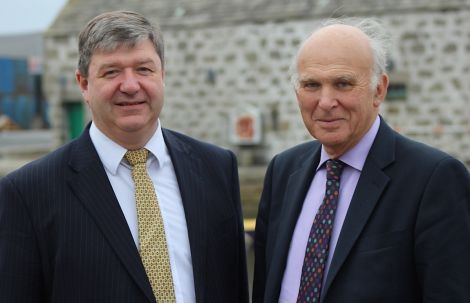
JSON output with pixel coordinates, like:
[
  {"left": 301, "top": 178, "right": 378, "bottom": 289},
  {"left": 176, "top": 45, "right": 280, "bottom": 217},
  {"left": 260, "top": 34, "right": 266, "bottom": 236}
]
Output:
[
  {"left": 75, "top": 69, "right": 88, "bottom": 94},
  {"left": 374, "top": 73, "right": 389, "bottom": 107},
  {"left": 75, "top": 69, "right": 90, "bottom": 104}
]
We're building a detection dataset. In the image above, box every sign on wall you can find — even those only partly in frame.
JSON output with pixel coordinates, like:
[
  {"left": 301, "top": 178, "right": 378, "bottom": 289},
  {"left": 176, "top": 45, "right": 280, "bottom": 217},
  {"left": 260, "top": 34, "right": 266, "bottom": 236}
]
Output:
[{"left": 229, "top": 108, "right": 262, "bottom": 145}]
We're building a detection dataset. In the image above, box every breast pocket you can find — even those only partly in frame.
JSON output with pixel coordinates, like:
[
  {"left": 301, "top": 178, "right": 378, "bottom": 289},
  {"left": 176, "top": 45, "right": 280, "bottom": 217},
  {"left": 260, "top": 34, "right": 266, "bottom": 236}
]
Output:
[{"left": 354, "top": 229, "right": 411, "bottom": 253}]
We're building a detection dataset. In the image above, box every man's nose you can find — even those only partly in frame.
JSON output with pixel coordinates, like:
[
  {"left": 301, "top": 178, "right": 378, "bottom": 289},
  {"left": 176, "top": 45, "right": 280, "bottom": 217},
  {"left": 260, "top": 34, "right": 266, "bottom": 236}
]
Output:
[
  {"left": 317, "top": 88, "right": 338, "bottom": 110},
  {"left": 120, "top": 69, "right": 140, "bottom": 94}
]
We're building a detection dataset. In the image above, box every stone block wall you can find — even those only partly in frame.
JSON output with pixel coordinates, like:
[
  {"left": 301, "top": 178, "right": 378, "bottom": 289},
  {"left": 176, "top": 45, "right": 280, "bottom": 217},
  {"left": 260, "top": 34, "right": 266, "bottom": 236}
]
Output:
[
  {"left": 161, "top": 21, "right": 310, "bottom": 160},
  {"left": 43, "top": 1, "right": 470, "bottom": 169},
  {"left": 43, "top": 33, "right": 81, "bottom": 144},
  {"left": 381, "top": 11, "right": 470, "bottom": 163},
  {"left": 161, "top": 10, "right": 470, "bottom": 167}
]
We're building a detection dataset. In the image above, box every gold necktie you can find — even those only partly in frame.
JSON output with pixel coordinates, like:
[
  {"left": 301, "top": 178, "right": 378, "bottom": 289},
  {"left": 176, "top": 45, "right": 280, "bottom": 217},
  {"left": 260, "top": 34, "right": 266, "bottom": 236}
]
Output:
[{"left": 125, "top": 149, "right": 176, "bottom": 303}]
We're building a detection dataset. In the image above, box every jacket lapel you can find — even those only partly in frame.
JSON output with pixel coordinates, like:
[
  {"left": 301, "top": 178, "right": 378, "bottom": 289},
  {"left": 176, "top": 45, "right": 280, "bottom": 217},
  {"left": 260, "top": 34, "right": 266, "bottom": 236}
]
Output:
[
  {"left": 265, "top": 144, "right": 321, "bottom": 302},
  {"left": 66, "top": 128, "right": 155, "bottom": 303},
  {"left": 162, "top": 129, "right": 207, "bottom": 303},
  {"left": 321, "top": 119, "right": 396, "bottom": 301}
]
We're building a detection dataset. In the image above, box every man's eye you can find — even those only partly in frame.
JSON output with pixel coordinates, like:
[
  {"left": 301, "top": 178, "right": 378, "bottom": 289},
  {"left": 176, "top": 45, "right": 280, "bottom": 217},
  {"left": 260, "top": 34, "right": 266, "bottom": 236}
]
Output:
[
  {"left": 336, "top": 81, "right": 352, "bottom": 89},
  {"left": 137, "top": 67, "right": 153, "bottom": 74},
  {"left": 103, "top": 70, "right": 118, "bottom": 77},
  {"left": 302, "top": 82, "right": 320, "bottom": 89}
]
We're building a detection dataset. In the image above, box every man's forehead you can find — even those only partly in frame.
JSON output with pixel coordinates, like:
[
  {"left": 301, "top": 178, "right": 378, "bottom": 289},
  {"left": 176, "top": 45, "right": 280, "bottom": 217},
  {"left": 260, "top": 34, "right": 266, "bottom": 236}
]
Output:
[
  {"left": 310, "top": 24, "right": 369, "bottom": 43},
  {"left": 297, "top": 26, "right": 373, "bottom": 76},
  {"left": 92, "top": 39, "right": 153, "bottom": 54},
  {"left": 94, "top": 57, "right": 156, "bottom": 67},
  {"left": 298, "top": 70, "right": 359, "bottom": 81},
  {"left": 89, "top": 40, "right": 160, "bottom": 63},
  {"left": 299, "top": 24, "right": 372, "bottom": 60}
]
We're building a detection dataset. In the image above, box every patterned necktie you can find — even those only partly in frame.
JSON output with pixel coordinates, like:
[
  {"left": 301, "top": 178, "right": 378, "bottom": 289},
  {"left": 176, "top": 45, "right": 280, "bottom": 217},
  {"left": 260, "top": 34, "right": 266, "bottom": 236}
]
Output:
[
  {"left": 297, "top": 159, "right": 344, "bottom": 303},
  {"left": 125, "top": 149, "right": 176, "bottom": 303}
]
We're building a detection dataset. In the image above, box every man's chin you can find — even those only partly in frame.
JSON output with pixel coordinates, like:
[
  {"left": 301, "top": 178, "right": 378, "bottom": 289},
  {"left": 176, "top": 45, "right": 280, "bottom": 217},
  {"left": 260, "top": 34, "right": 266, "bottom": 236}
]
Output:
[
  {"left": 119, "top": 123, "right": 145, "bottom": 133},
  {"left": 314, "top": 133, "right": 347, "bottom": 148}
]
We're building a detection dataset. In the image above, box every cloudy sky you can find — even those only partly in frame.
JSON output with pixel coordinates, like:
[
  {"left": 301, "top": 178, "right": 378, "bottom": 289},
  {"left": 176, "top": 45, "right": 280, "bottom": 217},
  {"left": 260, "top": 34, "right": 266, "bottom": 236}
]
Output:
[{"left": 0, "top": 0, "right": 67, "bottom": 35}]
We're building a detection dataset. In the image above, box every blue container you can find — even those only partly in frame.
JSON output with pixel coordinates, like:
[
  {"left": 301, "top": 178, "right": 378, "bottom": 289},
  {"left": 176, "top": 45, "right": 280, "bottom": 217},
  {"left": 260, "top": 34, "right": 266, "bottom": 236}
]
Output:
[
  {"left": 15, "top": 95, "right": 36, "bottom": 129},
  {"left": 15, "top": 73, "right": 33, "bottom": 94},
  {"left": 0, "top": 58, "right": 14, "bottom": 94},
  {"left": 14, "top": 59, "right": 33, "bottom": 94},
  {"left": 42, "top": 100, "right": 51, "bottom": 128},
  {"left": 13, "top": 59, "right": 28, "bottom": 76},
  {"left": 0, "top": 94, "right": 15, "bottom": 119},
  {"left": 0, "top": 58, "right": 42, "bottom": 129}
]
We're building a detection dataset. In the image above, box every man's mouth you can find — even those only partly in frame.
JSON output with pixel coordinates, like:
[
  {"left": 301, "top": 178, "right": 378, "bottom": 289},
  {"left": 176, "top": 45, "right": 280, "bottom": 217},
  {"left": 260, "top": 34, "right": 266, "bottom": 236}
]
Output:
[{"left": 117, "top": 101, "right": 145, "bottom": 106}]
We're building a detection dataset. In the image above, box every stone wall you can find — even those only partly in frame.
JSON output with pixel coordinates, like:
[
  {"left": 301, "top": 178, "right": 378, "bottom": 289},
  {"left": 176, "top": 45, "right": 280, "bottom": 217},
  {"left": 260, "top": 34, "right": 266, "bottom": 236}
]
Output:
[
  {"left": 381, "top": 11, "right": 470, "bottom": 162},
  {"left": 160, "top": 10, "right": 470, "bottom": 167},
  {"left": 43, "top": 1, "right": 470, "bottom": 169}
]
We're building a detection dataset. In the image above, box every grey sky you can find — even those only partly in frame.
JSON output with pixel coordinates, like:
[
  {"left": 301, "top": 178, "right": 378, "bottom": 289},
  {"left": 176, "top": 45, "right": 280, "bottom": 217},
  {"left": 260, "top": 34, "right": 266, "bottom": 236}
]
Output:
[{"left": 0, "top": 0, "right": 67, "bottom": 35}]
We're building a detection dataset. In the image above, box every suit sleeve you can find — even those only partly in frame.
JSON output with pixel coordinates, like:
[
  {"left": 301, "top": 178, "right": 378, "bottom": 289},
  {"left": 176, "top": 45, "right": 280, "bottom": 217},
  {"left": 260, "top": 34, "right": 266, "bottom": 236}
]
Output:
[
  {"left": 414, "top": 157, "right": 470, "bottom": 302},
  {"left": 252, "top": 157, "right": 275, "bottom": 303},
  {"left": 0, "top": 176, "right": 45, "bottom": 302},
  {"left": 229, "top": 150, "right": 250, "bottom": 303}
]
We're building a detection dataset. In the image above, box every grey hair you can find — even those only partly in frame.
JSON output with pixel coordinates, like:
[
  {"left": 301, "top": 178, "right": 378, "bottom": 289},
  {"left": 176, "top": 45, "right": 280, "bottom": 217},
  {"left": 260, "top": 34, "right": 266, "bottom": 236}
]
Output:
[
  {"left": 290, "top": 17, "right": 391, "bottom": 90},
  {"left": 77, "top": 10, "right": 164, "bottom": 77}
]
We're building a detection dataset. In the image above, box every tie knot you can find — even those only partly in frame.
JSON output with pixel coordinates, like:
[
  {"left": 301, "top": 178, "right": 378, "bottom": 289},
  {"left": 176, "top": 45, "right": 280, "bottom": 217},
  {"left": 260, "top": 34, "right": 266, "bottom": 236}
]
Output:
[
  {"left": 326, "top": 159, "right": 344, "bottom": 181},
  {"left": 125, "top": 149, "right": 149, "bottom": 166}
]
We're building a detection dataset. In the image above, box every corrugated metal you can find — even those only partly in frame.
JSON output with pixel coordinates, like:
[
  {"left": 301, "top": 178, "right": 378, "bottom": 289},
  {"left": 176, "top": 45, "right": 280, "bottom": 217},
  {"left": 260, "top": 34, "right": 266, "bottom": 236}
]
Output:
[
  {"left": 0, "top": 95, "right": 15, "bottom": 118},
  {"left": 15, "top": 95, "right": 35, "bottom": 129},
  {"left": 0, "top": 57, "right": 45, "bottom": 129},
  {"left": 14, "top": 59, "right": 32, "bottom": 94},
  {"left": 0, "top": 94, "right": 36, "bottom": 129},
  {"left": 41, "top": 101, "right": 51, "bottom": 128},
  {"left": 0, "top": 58, "right": 33, "bottom": 95},
  {"left": 0, "top": 58, "right": 14, "bottom": 94},
  {"left": 0, "top": 33, "right": 43, "bottom": 59}
]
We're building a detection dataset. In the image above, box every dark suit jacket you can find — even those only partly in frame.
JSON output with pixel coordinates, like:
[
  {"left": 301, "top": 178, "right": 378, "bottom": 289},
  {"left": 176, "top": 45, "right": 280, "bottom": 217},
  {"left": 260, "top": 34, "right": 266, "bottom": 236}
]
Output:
[
  {"left": 252, "top": 118, "right": 470, "bottom": 303},
  {"left": 0, "top": 126, "right": 249, "bottom": 303}
]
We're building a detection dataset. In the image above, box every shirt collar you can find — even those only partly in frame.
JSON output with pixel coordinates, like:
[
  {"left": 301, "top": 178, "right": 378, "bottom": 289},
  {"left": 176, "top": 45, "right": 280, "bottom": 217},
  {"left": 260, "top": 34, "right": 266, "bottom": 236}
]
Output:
[
  {"left": 318, "top": 115, "right": 380, "bottom": 172},
  {"left": 145, "top": 121, "right": 169, "bottom": 169},
  {"left": 89, "top": 119, "right": 169, "bottom": 175}
]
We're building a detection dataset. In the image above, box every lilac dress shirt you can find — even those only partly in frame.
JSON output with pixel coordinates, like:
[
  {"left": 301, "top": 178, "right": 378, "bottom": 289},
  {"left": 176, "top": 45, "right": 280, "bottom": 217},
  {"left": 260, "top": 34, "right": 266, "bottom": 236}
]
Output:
[{"left": 278, "top": 116, "right": 381, "bottom": 303}]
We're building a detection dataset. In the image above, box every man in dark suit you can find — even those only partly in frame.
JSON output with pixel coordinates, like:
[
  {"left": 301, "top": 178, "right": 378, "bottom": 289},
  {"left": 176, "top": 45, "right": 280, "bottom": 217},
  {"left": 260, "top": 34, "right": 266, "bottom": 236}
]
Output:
[
  {"left": 0, "top": 11, "right": 248, "bottom": 303},
  {"left": 252, "top": 17, "right": 470, "bottom": 303}
]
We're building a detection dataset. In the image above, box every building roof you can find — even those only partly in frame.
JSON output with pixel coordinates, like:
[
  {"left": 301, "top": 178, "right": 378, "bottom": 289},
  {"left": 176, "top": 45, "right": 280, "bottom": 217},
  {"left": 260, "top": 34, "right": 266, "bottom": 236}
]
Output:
[
  {"left": 46, "top": 0, "right": 469, "bottom": 36},
  {"left": 0, "top": 32, "right": 43, "bottom": 58}
]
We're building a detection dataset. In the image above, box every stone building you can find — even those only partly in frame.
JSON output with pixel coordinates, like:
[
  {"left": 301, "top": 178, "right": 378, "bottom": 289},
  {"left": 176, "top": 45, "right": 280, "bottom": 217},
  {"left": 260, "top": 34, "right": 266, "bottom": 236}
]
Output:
[{"left": 44, "top": 0, "right": 470, "bottom": 217}]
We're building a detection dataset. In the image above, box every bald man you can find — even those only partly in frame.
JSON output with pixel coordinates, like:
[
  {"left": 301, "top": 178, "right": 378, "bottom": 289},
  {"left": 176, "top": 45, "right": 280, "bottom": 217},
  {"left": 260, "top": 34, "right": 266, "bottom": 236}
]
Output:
[{"left": 252, "top": 18, "right": 470, "bottom": 303}]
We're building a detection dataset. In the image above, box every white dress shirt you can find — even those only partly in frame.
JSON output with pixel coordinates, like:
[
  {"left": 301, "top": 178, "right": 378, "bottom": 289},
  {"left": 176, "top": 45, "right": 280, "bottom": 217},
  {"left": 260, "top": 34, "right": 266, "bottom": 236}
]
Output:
[{"left": 90, "top": 120, "right": 196, "bottom": 303}]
